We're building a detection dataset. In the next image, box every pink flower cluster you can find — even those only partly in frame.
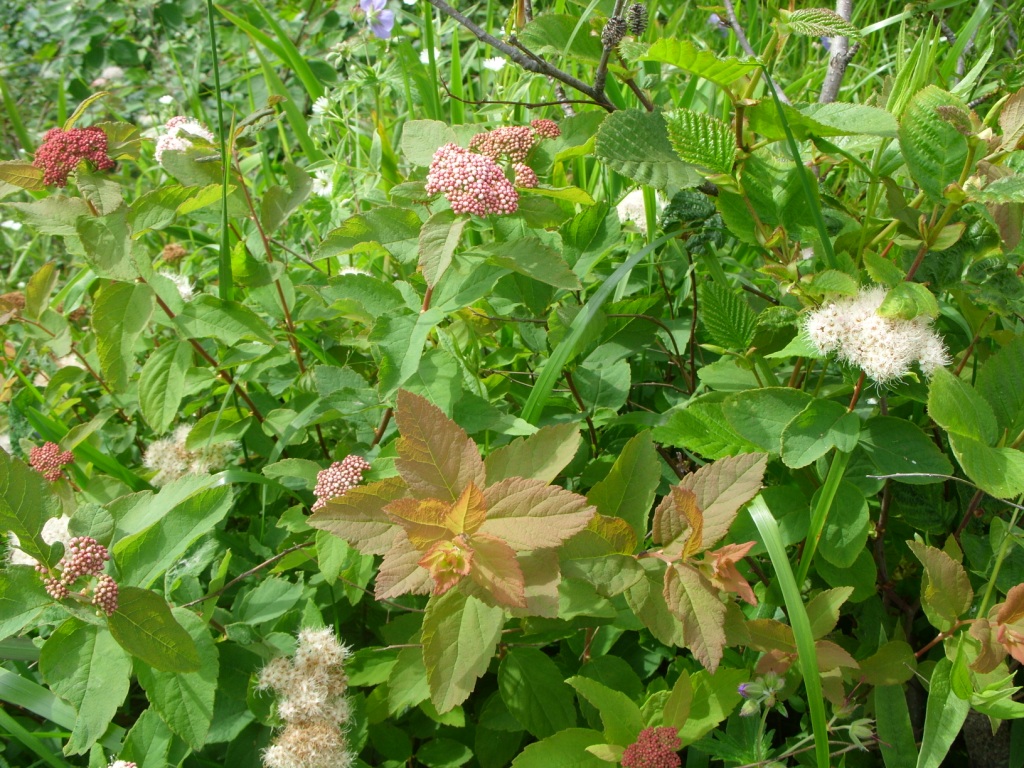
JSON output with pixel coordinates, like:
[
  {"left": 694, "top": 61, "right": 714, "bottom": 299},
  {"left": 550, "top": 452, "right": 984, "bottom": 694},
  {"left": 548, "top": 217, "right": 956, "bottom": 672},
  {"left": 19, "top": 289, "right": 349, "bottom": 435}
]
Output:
[
  {"left": 37, "top": 536, "right": 119, "bottom": 616},
  {"left": 33, "top": 126, "right": 115, "bottom": 187},
  {"left": 622, "top": 727, "right": 682, "bottom": 768},
  {"left": 530, "top": 118, "right": 561, "bottom": 139},
  {"left": 425, "top": 144, "right": 519, "bottom": 216},
  {"left": 29, "top": 442, "right": 74, "bottom": 482},
  {"left": 512, "top": 162, "right": 538, "bottom": 189},
  {"left": 470, "top": 126, "right": 535, "bottom": 162},
  {"left": 312, "top": 455, "right": 372, "bottom": 511}
]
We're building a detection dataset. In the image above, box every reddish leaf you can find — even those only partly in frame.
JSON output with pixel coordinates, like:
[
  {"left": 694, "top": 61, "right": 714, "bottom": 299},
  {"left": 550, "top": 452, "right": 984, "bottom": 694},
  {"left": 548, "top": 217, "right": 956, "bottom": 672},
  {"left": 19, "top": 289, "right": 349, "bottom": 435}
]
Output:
[
  {"left": 744, "top": 618, "right": 797, "bottom": 655},
  {"left": 395, "top": 390, "right": 485, "bottom": 501},
  {"left": 996, "top": 582, "right": 1024, "bottom": 625},
  {"left": 468, "top": 533, "right": 527, "bottom": 609},
  {"left": 906, "top": 540, "right": 973, "bottom": 631},
  {"left": 678, "top": 453, "right": 767, "bottom": 550},
  {"left": 704, "top": 541, "right": 757, "bottom": 605},
  {"left": 308, "top": 476, "right": 406, "bottom": 555},
  {"left": 448, "top": 482, "right": 487, "bottom": 536},
  {"left": 815, "top": 640, "right": 859, "bottom": 671},
  {"left": 484, "top": 422, "right": 581, "bottom": 485},
  {"left": 419, "top": 538, "right": 473, "bottom": 595},
  {"left": 995, "top": 583, "right": 1024, "bottom": 664},
  {"left": 513, "top": 549, "right": 560, "bottom": 618},
  {"left": 385, "top": 497, "right": 452, "bottom": 550},
  {"left": 664, "top": 562, "right": 727, "bottom": 671},
  {"left": 652, "top": 485, "right": 702, "bottom": 558},
  {"left": 376, "top": 533, "right": 433, "bottom": 599},
  {"left": 482, "top": 476, "right": 595, "bottom": 551}
]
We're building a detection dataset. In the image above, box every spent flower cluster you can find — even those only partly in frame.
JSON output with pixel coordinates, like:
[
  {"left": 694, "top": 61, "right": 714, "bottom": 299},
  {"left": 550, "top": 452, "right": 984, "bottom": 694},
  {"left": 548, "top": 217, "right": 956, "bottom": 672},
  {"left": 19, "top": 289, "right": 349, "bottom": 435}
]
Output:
[
  {"left": 37, "top": 536, "right": 119, "bottom": 616},
  {"left": 804, "top": 286, "right": 950, "bottom": 384},
  {"left": 33, "top": 126, "right": 115, "bottom": 187},
  {"left": 312, "top": 456, "right": 372, "bottom": 511},
  {"left": 258, "top": 628, "right": 354, "bottom": 768},
  {"left": 29, "top": 442, "right": 74, "bottom": 482},
  {"left": 142, "top": 425, "right": 236, "bottom": 486}
]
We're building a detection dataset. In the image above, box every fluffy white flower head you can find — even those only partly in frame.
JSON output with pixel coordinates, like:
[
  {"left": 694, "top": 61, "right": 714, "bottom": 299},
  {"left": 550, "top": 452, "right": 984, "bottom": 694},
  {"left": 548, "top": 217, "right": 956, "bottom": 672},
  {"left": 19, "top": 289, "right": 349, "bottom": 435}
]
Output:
[
  {"left": 312, "top": 96, "right": 330, "bottom": 117},
  {"left": 616, "top": 188, "right": 660, "bottom": 235},
  {"left": 482, "top": 56, "right": 507, "bottom": 71},
  {"left": 804, "top": 286, "right": 950, "bottom": 385},
  {"left": 143, "top": 425, "right": 235, "bottom": 486},
  {"left": 9, "top": 515, "right": 71, "bottom": 566},
  {"left": 159, "top": 269, "right": 194, "bottom": 302}
]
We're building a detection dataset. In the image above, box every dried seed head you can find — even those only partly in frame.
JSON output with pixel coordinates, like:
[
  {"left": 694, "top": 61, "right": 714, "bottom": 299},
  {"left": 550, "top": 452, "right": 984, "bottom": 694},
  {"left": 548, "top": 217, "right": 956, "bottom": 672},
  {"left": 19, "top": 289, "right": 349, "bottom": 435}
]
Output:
[
  {"left": 627, "top": 3, "right": 649, "bottom": 35},
  {"left": 602, "top": 16, "right": 628, "bottom": 48},
  {"left": 33, "top": 126, "right": 115, "bottom": 187}
]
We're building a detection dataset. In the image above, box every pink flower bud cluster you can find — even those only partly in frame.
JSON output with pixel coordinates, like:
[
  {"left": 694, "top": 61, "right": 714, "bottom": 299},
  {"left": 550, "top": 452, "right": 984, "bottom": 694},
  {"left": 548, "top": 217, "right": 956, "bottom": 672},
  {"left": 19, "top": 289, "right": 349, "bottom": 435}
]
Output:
[
  {"left": 109, "top": 761, "right": 138, "bottom": 768},
  {"left": 312, "top": 456, "right": 371, "bottom": 511},
  {"left": 33, "top": 126, "right": 115, "bottom": 187},
  {"left": 530, "top": 118, "right": 561, "bottom": 139},
  {"left": 425, "top": 144, "right": 519, "bottom": 216},
  {"left": 621, "top": 727, "right": 682, "bottom": 768},
  {"left": 29, "top": 442, "right": 74, "bottom": 482},
  {"left": 470, "top": 125, "right": 536, "bottom": 162},
  {"left": 512, "top": 162, "right": 538, "bottom": 189},
  {"left": 37, "top": 536, "right": 119, "bottom": 616}
]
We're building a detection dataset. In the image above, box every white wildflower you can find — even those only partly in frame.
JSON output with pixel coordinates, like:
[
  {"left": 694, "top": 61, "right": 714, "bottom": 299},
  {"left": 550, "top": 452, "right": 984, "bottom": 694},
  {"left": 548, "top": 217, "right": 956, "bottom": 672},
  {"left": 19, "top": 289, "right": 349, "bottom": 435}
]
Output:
[
  {"left": 482, "top": 56, "right": 507, "bottom": 71},
  {"left": 1, "top": 221, "right": 22, "bottom": 231},
  {"left": 155, "top": 116, "right": 216, "bottom": 164},
  {"left": 419, "top": 47, "right": 441, "bottom": 64},
  {"left": 101, "top": 65, "right": 125, "bottom": 80},
  {"left": 159, "top": 269, "right": 194, "bottom": 302},
  {"left": 155, "top": 134, "right": 192, "bottom": 164},
  {"left": 158, "top": 94, "right": 175, "bottom": 105},
  {"left": 109, "top": 761, "right": 138, "bottom": 768},
  {"left": 143, "top": 425, "right": 235, "bottom": 486},
  {"left": 803, "top": 286, "right": 950, "bottom": 385},
  {"left": 616, "top": 188, "right": 661, "bottom": 235},
  {"left": 312, "top": 96, "right": 331, "bottom": 117},
  {"left": 312, "top": 168, "right": 333, "bottom": 198},
  {"left": 337, "top": 266, "right": 372, "bottom": 277},
  {"left": 9, "top": 515, "right": 72, "bottom": 567}
]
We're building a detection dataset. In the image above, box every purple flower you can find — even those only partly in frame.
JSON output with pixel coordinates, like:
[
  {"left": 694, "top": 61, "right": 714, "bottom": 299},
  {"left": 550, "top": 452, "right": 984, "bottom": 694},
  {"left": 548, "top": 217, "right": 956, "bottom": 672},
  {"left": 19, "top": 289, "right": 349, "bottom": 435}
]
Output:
[{"left": 359, "top": 0, "right": 395, "bottom": 39}]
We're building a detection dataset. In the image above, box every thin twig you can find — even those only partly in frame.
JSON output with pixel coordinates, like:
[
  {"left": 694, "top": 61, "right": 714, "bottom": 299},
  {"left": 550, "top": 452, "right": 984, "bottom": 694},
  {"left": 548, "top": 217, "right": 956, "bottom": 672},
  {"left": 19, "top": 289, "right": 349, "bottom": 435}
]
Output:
[
  {"left": 439, "top": 77, "right": 603, "bottom": 109},
  {"left": 722, "top": 0, "right": 791, "bottom": 104},
  {"left": 819, "top": 0, "right": 857, "bottom": 104},
  {"left": 182, "top": 541, "right": 315, "bottom": 607},
  {"left": 594, "top": 0, "right": 628, "bottom": 96},
  {"left": 564, "top": 370, "right": 599, "bottom": 452}
]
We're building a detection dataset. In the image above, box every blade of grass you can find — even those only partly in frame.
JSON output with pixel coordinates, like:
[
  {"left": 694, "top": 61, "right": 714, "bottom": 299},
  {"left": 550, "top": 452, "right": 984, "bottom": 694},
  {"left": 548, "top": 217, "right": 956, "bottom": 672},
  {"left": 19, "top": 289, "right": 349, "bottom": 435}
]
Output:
[
  {"left": 251, "top": 46, "right": 324, "bottom": 163},
  {"left": 208, "top": 0, "right": 233, "bottom": 302},
  {"left": 796, "top": 448, "right": 852, "bottom": 585},
  {"left": 0, "top": 74, "right": 33, "bottom": 153},
  {"left": 0, "top": 706, "right": 67, "bottom": 768},
  {"left": 747, "top": 495, "right": 830, "bottom": 768},
  {"left": 521, "top": 228, "right": 680, "bottom": 424}
]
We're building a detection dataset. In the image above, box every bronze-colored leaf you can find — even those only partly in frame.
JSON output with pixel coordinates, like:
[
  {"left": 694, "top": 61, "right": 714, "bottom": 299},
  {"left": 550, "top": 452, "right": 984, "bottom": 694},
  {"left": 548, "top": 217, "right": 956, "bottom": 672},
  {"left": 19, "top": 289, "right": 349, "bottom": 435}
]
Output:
[
  {"left": 484, "top": 422, "right": 582, "bottom": 485},
  {"left": 651, "top": 485, "right": 702, "bottom": 558},
  {"left": 448, "top": 481, "right": 487, "bottom": 537},
  {"left": 969, "top": 618, "right": 1005, "bottom": 673},
  {"left": 308, "top": 476, "right": 406, "bottom": 555},
  {"left": 376, "top": 533, "right": 433, "bottom": 599},
  {"left": 664, "top": 562, "right": 727, "bottom": 671},
  {"left": 468, "top": 533, "right": 527, "bottom": 609},
  {"left": 395, "top": 389, "right": 485, "bottom": 501},
  {"left": 419, "top": 538, "right": 474, "bottom": 595},
  {"left": 704, "top": 541, "right": 757, "bottom": 605},
  {"left": 814, "top": 640, "right": 859, "bottom": 671},
  {"left": 744, "top": 618, "right": 797, "bottom": 655},
  {"left": 678, "top": 453, "right": 767, "bottom": 550},
  {"left": 385, "top": 497, "right": 451, "bottom": 550},
  {"left": 906, "top": 540, "right": 973, "bottom": 631},
  {"left": 624, "top": 559, "right": 685, "bottom": 647},
  {"left": 482, "top": 476, "right": 595, "bottom": 551}
]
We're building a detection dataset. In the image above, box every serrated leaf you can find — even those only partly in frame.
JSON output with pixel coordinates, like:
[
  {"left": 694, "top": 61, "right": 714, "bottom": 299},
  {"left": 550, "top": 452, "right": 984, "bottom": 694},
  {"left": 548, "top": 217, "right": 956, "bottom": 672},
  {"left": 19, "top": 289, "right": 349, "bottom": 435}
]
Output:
[
  {"left": 595, "top": 109, "right": 701, "bottom": 190},
  {"left": 316, "top": 206, "right": 422, "bottom": 261},
  {"left": 0, "top": 160, "right": 45, "bottom": 191},
  {"left": 699, "top": 281, "right": 757, "bottom": 349},
  {"left": 376, "top": 532, "right": 433, "bottom": 599},
  {"left": 136, "top": 609, "right": 218, "bottom": 750},
  {"left": 652, "top": 486, "right": 703, "bottom": 557},
  {"left": 401, "top": 120, "right": 458, "bottom": 167},
  {"left": 481, "top": 476, "right": 595, "bottom": 551},
  {"left": 422, "top": 590, "right": 504, "bottom": 713},
  {"left": 677, "top": 453, "right": 767, "bottom": 550},
  {"left": 138, "top": 342, "right": 192, "bottom": 434},
  {"left": 664, "top": 109, "right": 735, "bottom": 175},
  {"left": 499, "top": 647, "right": 578, "bottom": 739},
  {"left": 419, "top": 210, "right": 467, "bottom": 288},
  {"left": 107, "top": 587, "right": 201, "bottom": 673},
  {"left": 723, "top": 387, "right": 813, "bottom": 455},
  {"left": 518, "top": 15, "right": 604, "bottom": 63},
  {"left": 567, "top": 676, "right": 643, "bottom": 747},
  {"left": 308, "top": 476, "right": 407, "bottom": 555},
  {"left": 878, "top": 282, "right": 940, "bottom": 319},
  {"left": 39, "top": 620, "right": 131, "bottom": 755},
  {"left": 93, "top": 281, "right": 154, "bottom": 393},
  {"left": 585, "top": 431, "right": 660, "bottom": 548},
  {"left": 818, "top": 481, "right": 869, "bottom": 569},
  {"left": 467, "top": 533, "right": 527, "bottom": 608},
  {"left": 782, "top": 8, "right": 862, "bottom": 38},
  {"left": 4, "top": 196, "right": 91, "bottom": 236},
  {"left": 928, "top": 368, "right": 998, "bottom": 445},
  {"left": 395, "top": 390, "right": 486, "bottom": 501},
  {"left": 175, "top": 295, "right": 275, "bottom": 345},
  {"left": 485, "top": 423, "right": 581, "bottom": 485},
  {"left": 0, "top": 449, "right": 61, "bottom": 566},
  {"left": 640, "top": 38, "right": 759, "bottom": 89},
  {"left": 899, "top": 86, "right": 970, "bottom": 202},
  {"left": 907, "top": 541, "right": 973, "bottom": 631},
  {"left": 664, "top": 563, "right": 727, "bottom": 671},
  {"left": 480, "top": 238, "right": 581, "bottom": 290},
  {"left": 0, "top": 567, "right": 50, "bottom": 639},
  {"left": 653, "top": 400, "right": 762, "bottom": 459},
  {"left": 625, "top": 560, "right": 685, "bottom": 646},
  {"left": 128, "top": 184, "right": 204, "bottom": 235}
]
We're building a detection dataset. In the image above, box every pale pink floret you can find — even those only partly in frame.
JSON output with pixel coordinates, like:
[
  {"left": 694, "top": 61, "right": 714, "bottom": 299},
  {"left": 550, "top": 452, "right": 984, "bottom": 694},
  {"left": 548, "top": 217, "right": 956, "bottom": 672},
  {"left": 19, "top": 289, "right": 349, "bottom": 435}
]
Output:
[
  {"left": 530, "top": 118, "right": 561, "bottom": 139},
  {"left": 29, "top": 442, "right": 74, "bottom": 482},
  {"left": 470, "top": 125, "right": 535, "bottom": 162},
  {"left": 312, "top": 456, "right": 372, "bottom": 511},
  {"left": 513, "top": 163, "right": 538, "bottom": 188},
  {"left": 424, "top": 143, "right": 519, "bottom": 216}
]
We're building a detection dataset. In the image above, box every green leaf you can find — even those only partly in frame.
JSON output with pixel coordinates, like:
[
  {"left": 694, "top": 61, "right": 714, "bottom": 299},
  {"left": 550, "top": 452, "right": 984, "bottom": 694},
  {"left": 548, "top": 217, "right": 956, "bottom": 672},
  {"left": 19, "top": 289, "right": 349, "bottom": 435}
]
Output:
[
  {"left": 906, "top": 541, "right": 973, "bottom": 631},
  {"left": 875, "top": 686, "right": 918, "bottom": 768},
  {"left": 39, "top": 620, "right": 131, "bottom": 755},
  {"left": 0, "top": 450, "right": 61, "bottom": 566},
  {"left": 781, "top": 8, "right": 862, "bottom": 37},
  {"left": 859, "top": 416, "right": 954, "bottom": 484},
  {"left": 420, "top": 210, "right": 467, "bottom": 288},
  {"left": 136, "top": 609, "right": 218, "bottom": 750},
  {"left": 422, "top": 590, "right": 504, "bottom": 713},
  {"left": 950, "top": 435, "right": 1024, "bottom": 499},
  {"left": 175, "top": 295, "right": 275, "bottom": 346},
  {"left": 916, "top": 658, "right": 969, "bottom": 768},
  {"left": 678, "top": 668, "right": 747, "bottom": 746},
  {"left": 128, "top": 185, "right": 212, "bottom": 236},
  {"left": 484, "top": 423, "right": 581, "bottom": 486},
  {"left": 76, "top": 209, "right": 141, "bottom": 281},
  {"left": 928, "top": 368, "right": 999, "bottom": 445},
  {"left": 816, "top": 547, "right": 877, "bottom": 602},
  {"left": 567, "top": 676, "right": 643, "bottom": 747},
  {"left": 817, "top": 481, "right": 868, "bottom": 569},
  {"left": 594, "top": 110, "right": 701, "bottom": 190},
  {"left": 864, "top": 252, "right": 907, "bottom": 286},
  {"left": 898, "top": 87, "right": 970, "bottom": 202},
  {"left": 316, "top": 206, "right": 423, "bottom": 262},
  {"left": 138, "top": 342, "right": 192, "bottom": 434},
  {"left": 118, "top": 708, "right": 173, "bottom": 768},
  {"left": 639, "top": 39, "right": 759, "bottom": 89},
  {"left": 24, "top": 261, "right": 58, "bottom": 321},
  {"left": 114, "top": 486, "right": 233, "bottom": 588},
  {"left": 75, "top": 169, "right": 122, "bottom": 216},
  {"left": 4, "top": 196, "right": 90, "bottom": 236},
  {"left": 723, "top": 388, "right": 813, "bottom": 454},
  {"left": 653, "top": 399, "right": 762, "bottom": 459},
  {"left": 624, "top": 560, "right": 685, "bottom": 646},
  {"left": 976, "top": 334, "right": 1024, "bottom": 438},
  {"left": 395, "top": 389, "right": 486, "bottom": 502},
  {"left": 781, "top": 399, "right": 861, "bottom": 468},
  {"left": 93, "top": 281, "right": 154, "bottom": 393},
  {"left": 0, "top": 567, "right": 50, "bottom": 639},
  {"left": 235, "top": 576, "right": 304, "bottom": 625},
  {"left": 861, "top": 641, "right": 918, "bottom": 686},
  {"left": 510, "top": 728, "right": 607, "bottom": 768},
  {"left": 186, "top": 409, "right": 251, "bottom": 449},
  {"left": 699, "top": 281, "right": 757, "bottom": 350},
  {"left": 401, "top": 120, "right": 458, "bottom": 166},
  {"left": 971, "top": 175, "right": 1024, "bottom": 203},
  {"left": 586, "top": 431, "right": 660, "bottom": 548},
  {"left": 805, "top": 587, "right": 854, "bottom": 639},
  {"left": 662, "top": 671, "right": 693, "bottom": 730},
  {"left": 664, "top": 109, "right": 735, "bottom": 175},
  {"left": 518, "top": 15, "right": 604, "bottom": 63},
  {"left": 107, "top": 587, "right": 201, "bottom": 673},
  {"left": 664, "top": 563, "right": 727, "bottom": 671},
  {"left": 499, "top": 647, "right": 577, "bottom": 739},
  {"left": 480, "top": 239, "right": 581, "bottom": 290},
  {"left": 0, "top": 160, "right": 45, "bottom": 191}
]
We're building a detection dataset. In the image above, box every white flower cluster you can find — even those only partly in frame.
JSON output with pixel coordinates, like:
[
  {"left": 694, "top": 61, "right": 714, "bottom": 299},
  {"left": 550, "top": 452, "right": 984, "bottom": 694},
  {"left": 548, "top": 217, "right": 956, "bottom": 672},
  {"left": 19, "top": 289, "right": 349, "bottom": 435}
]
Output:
[
  {"left": 8, "top": 515, "right": 71, "bottom": 567},
  {"left": 258, "top": 628, "right": 354, "bottom": 768},
  {"left": 142, "top": 425, "right": 235, "bottom": 486},
  {"left": 616, "top": 188, "right": 662, "bottom": 235},
  {"left": 155, "top": 116, "right": 216, "bottom": 164},
  {"left": 804, "top": 286, "right": 950, "bottom": 385},
  {"left": 158, "top": 269, "right": 194, "bottom": 301}
]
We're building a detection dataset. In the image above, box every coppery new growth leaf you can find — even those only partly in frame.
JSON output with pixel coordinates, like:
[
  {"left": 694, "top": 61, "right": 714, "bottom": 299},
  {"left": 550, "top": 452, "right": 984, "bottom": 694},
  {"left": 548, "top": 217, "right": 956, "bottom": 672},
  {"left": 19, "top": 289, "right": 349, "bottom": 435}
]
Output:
[
  {"left": 703, "top": 541, "right": 757, "bottom": 605},
  {"left": 995, "top": 582, "right": 1024, "bottom": 664}
]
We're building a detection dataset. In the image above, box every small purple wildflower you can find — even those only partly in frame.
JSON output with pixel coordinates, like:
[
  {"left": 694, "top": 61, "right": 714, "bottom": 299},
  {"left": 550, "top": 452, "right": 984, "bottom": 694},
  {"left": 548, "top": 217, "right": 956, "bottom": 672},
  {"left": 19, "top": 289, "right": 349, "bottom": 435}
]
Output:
[{"left": 359, "top": 0, "right": 395, "bottom": 39}]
